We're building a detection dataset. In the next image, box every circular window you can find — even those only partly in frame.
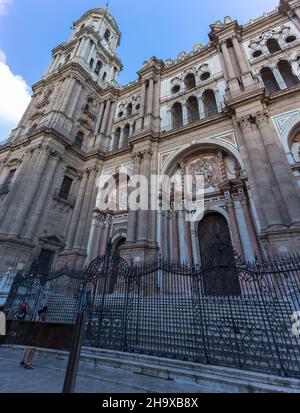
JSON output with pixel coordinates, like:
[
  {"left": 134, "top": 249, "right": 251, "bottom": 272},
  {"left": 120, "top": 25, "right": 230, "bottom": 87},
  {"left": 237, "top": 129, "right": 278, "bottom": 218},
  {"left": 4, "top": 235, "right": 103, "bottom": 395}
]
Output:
[
  {"left": 200, "top": 72, "right": 211, "bottom": 81},
  {"left": 118, "top": 111, "right": 124, "bottom": 118},
  {"left": 252, "top": 50, "right": 263, "bottom": 58},
  {"left": 171, "top": 85, "right": 180, "bottom": 94},
  {"left": 285, "top": 35, "right": 296, "bottom": 44}
]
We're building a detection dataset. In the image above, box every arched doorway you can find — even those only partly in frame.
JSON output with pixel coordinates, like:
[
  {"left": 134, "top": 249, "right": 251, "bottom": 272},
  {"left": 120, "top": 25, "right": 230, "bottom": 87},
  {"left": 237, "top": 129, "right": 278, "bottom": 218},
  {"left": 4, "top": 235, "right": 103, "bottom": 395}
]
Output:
[
  {"left": 114, "top": 237, "right": 126, "bottom": 257},
  {"left": 198, "top": 213, "right": 241, "bottom": 296}
]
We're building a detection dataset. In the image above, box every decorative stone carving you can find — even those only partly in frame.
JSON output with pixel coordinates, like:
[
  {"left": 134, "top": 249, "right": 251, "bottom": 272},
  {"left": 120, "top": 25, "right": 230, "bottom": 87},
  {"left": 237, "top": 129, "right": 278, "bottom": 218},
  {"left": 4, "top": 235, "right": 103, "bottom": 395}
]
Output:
[{"left": 248, "top": 24, "right": 292, "bottom": 51}]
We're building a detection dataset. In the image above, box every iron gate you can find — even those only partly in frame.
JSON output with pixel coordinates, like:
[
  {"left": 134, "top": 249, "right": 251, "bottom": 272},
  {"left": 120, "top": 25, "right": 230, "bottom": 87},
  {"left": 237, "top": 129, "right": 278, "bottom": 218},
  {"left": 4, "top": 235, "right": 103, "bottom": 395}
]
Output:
[{"left": 5, "top": 251, "right": 300, "bottom": 378}]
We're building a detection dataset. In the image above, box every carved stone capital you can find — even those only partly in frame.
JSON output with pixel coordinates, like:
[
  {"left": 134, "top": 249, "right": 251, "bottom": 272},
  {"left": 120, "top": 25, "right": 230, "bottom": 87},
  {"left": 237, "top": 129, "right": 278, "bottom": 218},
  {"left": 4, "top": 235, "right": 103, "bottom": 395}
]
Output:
[
  {"left": 255, "top": 111, "right": 270, "bottom": 126},
  {"left": 237, "top": 115, "right": 255, "bottom": 130}
]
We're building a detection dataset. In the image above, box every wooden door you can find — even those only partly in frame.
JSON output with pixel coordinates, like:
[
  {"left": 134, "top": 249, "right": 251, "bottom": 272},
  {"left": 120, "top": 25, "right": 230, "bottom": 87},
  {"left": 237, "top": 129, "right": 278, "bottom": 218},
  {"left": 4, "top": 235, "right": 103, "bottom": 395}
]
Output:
[{"left": 198, "top": 213, "right": 241, "bottom": 296}]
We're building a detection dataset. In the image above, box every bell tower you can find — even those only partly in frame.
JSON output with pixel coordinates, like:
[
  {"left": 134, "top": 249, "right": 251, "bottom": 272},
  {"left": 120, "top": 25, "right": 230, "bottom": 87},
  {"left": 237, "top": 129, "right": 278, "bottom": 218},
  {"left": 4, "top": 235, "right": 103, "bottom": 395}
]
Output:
[
  {"left": 0, "top": 6, "right": 123, "bottom": 273},
  {"left": 46, "top": 7, "right": 122, "bottom": 86}
]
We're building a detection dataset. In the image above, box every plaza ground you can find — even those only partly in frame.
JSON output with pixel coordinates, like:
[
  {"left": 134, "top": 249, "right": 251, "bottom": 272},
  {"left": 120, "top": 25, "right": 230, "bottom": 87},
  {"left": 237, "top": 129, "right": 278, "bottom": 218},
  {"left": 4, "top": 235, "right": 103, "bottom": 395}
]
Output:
[{"left": 0, "top": 347, "right": 228, "bottom": 393}]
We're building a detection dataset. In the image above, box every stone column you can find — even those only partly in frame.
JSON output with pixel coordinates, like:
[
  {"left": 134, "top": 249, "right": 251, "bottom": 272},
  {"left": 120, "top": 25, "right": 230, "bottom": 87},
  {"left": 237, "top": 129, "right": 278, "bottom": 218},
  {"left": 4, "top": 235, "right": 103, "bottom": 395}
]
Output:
[
  {"left": 79, "top": 37, "right": 88, "bottom": 58},
  {"left": 53, "top": 77, "right": 69, "bottom": 111},
  {"left": 60, "top": 77, "right": 77, "bottom": 113},
  {"left": 256, "top": 112, "right": 300, "bottom": 226},
  {"left": 100, "top": 215, "right": 112, "bottom": 256},
  {"left": 96, "top": 216, "right": 106, "bottom": 257},
  {"left": 197, "top": 97, "right": 205, "bottom": 119},
  {"left": 178, "top": 211, "right": 187, "bottom": 262},
  {"left": 65, "top": 171, "right": 89, "bottom": 249},
  {"left": 118, "top": 128, "right": 125, "bottom": 149},
  {"left": 106, "top": 101, "right": 117, "bottom": 141},
  {"left": 147, "top": 78, "right": 154, "bottom": 115},
  {"left": 126, "top": 154, "right": 142, "bottom": 243},
  {"left": 140, "top": 81, "right": 147, "bottom": 116},
  {"left": 232, "top": 37, "right": 249, "bottom": 75},
  {"left": 157, "top": 209, "right": 162, "bottom": 255},
  {"left": 153, "top": 81, "right": 160, "bottom": 118},
  {"left": 136, "top": 81, "right": 147, "bottom": 131},
  {"left": 238, "top": 116, "right": 284, "bottom": 229},
  {"left": 67, "top": 81, "right": 83, "bottom": 118},
  {"left": 191, "top": 225, "right": 200, "bottom": 265},
  {"left": 22, "top": 151, "right": 62, "bottom": 241},
  {"left": 73, "top": 167, "right": 99, "bottom": 249},
  {"left": 182, "top": 103, "right": 188, "bottom": 125},
  {"left": 8, "top": 146, "right": 50, "bottom": 237},
  {"left": 226, "top": 196, "right": 244, "bottom": 259},
  {"left": 241, "top": 197, "right": 262, "bottom": 259},
  {"left": 184, "top": 215, "right": 193, "bottom": 264},
  {"left": 94, "top": 102, "right": 106, "bottom": 136},
  {"left": 272, "top": 67, "right": 287, "bottom": 89},
  {"left": 100, "top": 100, "right": 112, "bottom": 135},
  {"left": 137, "top": 151, "right": 152, "bottom": 242},
  {"left": 171, "top": 211, "right": 180, "bottom": 261},
  {"left": 0, "top": 151, "right": 33, "bottom": 228},
  {"left": 221, "top": 42, "right": 236, "bottom": 79}
]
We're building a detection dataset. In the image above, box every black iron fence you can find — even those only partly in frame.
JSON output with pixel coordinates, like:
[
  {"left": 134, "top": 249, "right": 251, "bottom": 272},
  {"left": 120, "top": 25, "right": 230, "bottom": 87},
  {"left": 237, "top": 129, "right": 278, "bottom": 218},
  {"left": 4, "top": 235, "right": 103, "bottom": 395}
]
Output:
[{"left": 5, "top": 251, "right": 300, "bottom": 378}]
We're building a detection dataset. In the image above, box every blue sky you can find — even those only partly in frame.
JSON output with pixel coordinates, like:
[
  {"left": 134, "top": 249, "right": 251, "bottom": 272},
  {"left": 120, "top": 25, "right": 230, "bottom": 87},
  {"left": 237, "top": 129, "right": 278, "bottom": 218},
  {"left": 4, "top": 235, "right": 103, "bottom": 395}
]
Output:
[{"left": 0, "top": 0, "right": 279, "bottom": 140}]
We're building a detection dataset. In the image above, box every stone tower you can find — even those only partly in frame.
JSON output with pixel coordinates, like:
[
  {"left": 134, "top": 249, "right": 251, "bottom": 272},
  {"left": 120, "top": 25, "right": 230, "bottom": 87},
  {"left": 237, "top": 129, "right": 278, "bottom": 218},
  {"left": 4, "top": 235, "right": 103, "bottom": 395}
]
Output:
[{"left": 0, "top": 7, "right": 124, "bottom": 272}]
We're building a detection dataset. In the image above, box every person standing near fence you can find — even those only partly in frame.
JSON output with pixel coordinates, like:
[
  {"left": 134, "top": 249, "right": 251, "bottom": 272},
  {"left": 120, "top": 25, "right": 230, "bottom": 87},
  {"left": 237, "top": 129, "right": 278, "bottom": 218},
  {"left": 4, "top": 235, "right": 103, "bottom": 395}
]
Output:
[{"left": 20, "top": 306, "right": 48, "bottom": 370}]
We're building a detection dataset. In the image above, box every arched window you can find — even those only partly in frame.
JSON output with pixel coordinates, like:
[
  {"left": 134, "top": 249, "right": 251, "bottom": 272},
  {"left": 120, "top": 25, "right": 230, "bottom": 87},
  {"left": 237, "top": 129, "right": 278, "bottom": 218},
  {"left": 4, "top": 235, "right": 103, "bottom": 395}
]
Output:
[
  {"left": 123, "top": 124, "right": 130, "bottom": 144},
  {"left": 29, "top": 124, "right": 37, "bottom": 132},
  {"left": 114, "top": 128, "right": 121, "bottom": 150},
  {"left": 184, "top": 73, "right": 196, "bottom": 90},
  {"left": 65, "top": 54, "right": 71, "bottom": 64},
  {"left": 75, "top": 131, "right": 84, "bottom": 149},
  {"left": 132, "top": 121, "right": 136, "bottom": 136},
  {"left": 289, "top": 124, "right": 300, "bottom": 163},
  {"left": 95, "top": 60, "right": 103, "bottom": 75},
  {"left": 266, "top": 38, "right": 281, "bottom": 54},
  {"left": 171, "top": 102, "right": 183, "bottom": 129},
  {"left": 104, "top": 29, "right": 111, "bottom": 42},
  {"left": 203, "top": 90, "right": 218, "bottom": 117},
  {"left": 171, "top": 85, "right": 180, "bottom": 94},
  {"left": 260, "top": 67, "right": 280, "bottom": 92},
  {"left": 186, "top": 96, "right": 200, "bottom": 123},
  {"left": 102, "top": 72, "right": 107, "bottom": 82},
  {"left": 89, "top": 58, "right": 94, "bottom": 69},
  {"left": 113, "top": 67, "right": 118, "bottom": 80},
  {"left": 277, "top": 60, "right": 299, "bottom": 88},
  {"left": 127, "top": 103, "right": 133, "bottom": 116}
]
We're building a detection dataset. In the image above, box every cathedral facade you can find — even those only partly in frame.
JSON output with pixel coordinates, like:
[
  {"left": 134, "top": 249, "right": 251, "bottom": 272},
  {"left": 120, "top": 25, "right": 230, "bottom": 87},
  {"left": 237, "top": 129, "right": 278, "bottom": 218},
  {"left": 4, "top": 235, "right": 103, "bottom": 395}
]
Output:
[{"left": 1, "top": 0, "right": 300, "bottom": 274}]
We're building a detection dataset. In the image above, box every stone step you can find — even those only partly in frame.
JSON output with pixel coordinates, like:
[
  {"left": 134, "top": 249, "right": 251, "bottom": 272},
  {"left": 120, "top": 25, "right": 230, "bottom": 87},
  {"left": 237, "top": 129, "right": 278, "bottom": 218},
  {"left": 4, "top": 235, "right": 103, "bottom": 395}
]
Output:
[{"left": 80, "top": 347, "right": 300, "bottom": 391}]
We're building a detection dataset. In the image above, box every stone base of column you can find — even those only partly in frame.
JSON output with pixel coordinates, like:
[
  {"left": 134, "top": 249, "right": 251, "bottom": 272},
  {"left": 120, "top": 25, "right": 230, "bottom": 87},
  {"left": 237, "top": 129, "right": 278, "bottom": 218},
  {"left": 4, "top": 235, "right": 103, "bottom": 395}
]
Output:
[
  {"left": 0, "top": 237, "right": 35, "bottom": 274},
  {"left": 143, "top": 114, "right": 154, "bottom": 131},
  {"left": 241, "top": 72, "right": 257, "bottom": 89},
  {"left": 120, "top": 241, "right": 159, "bottom": 264},
  {"left": 228, "top": 78, "right": 241, "bottom": 95},
  {"left": 56, "top": 248, "right": 88, "bottom": 271},
  {"left": 259, "top": 227, "right": 300, "bottom": 257}
]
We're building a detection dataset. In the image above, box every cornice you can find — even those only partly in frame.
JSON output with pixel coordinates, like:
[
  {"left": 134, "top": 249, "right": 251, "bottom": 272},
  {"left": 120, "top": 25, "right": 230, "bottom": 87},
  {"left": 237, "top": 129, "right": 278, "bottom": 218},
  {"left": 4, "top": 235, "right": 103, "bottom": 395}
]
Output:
[
  {"left": 161, "top": 45, "right": 216, "bottom": 78},
  {"left": 73, "top": 8, "right": 121, "bottom": 38},
  {"left": 34, "top": 62, "right": 120, "bottom": 98},
  {"left": 160, "top": 112, "right": 228, "bottom": 141}
]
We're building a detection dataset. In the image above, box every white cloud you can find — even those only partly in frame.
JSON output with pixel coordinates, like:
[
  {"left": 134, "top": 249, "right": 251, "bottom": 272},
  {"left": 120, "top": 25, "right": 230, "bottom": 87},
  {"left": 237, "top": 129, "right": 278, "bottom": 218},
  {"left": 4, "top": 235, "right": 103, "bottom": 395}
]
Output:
[
  {"left": 0, "top": 50, "right": 31, "bottom": 142},
  {"left": 0, "top": 0, "right": 12, "bottom": 16}
]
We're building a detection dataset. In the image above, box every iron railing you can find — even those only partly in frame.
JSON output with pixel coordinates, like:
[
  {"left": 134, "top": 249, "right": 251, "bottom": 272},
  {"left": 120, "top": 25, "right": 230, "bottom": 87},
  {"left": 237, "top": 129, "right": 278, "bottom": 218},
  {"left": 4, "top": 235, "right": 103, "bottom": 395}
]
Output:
[{"left": 5, "top": 251, "right": 300, "bottom": 379}]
